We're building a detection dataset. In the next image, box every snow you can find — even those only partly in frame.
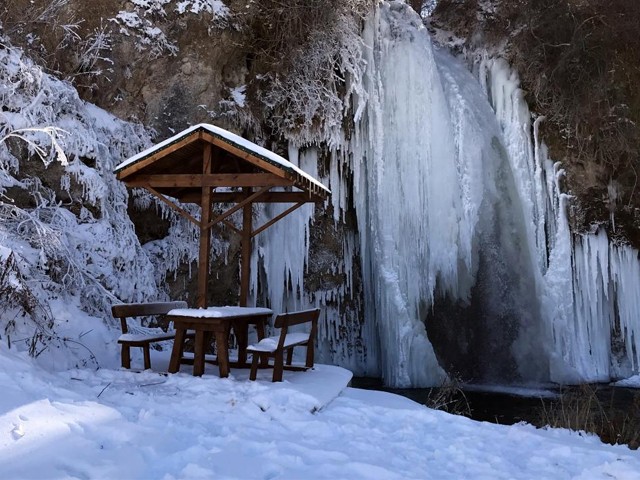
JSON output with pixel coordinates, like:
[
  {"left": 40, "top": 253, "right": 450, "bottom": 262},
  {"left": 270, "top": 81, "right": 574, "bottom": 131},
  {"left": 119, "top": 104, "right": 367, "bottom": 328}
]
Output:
[
  {"left": 167, "top": 306, "right": 273, "bottom": 318},
  {"left": 114, "top": 123, "right": 330, "bottom": 195},
  {"left": 614, "top": 375, "right": 640, "bottom": 388},
  {"left": 2, "top": 350, "right": 640, "bottom": 479},
  {"left": 175, "top": 0, "right": 229, "bottom": 16},
  {"left": 248, "top": 332, "right": 310, "bottom": 352}
]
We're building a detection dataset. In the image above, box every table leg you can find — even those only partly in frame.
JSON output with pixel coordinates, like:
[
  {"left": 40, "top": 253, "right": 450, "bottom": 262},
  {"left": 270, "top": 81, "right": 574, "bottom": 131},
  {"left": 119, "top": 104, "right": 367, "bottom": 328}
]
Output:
[
  {"left": 193, "top": 329, "right": 206, "bottom": 377},
  {"left": 213, "top": 323, "right": 230, "bottom": 378},
  {"left": 168, "top": 327, "right": 187, "bottom": 374},
  {"left": 233, "top": 320, "right": 249, "bottom": 366}
]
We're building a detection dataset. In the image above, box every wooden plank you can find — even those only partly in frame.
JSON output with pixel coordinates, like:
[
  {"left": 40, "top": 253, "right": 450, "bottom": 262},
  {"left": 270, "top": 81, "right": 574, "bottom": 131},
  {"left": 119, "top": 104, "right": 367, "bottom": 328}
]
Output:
[
  {"left": 116, "top": 131, "right": 201, "bottom": 180},
  {"left": 124, "top": 173, "right": 293, "bottom": 188},
  {"left": 251, "top": 202, "right": 305, "bottom": 238},
  {"left": 144, "top": 186, "right": 201, "bottom": 227}
]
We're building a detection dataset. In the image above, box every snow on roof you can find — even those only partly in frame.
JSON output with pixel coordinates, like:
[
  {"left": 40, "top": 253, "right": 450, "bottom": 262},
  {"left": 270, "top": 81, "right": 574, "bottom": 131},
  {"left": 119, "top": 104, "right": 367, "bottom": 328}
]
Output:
[{"left": 114, "top": 123, "right": 330, "bottom": 194}]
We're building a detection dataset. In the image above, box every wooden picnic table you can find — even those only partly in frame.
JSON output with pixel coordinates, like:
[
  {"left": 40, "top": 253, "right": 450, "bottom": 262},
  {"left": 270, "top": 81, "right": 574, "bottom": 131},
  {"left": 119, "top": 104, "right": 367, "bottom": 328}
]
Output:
[{"left": 166, "top": 306, "right": 273, "bottom": 377}]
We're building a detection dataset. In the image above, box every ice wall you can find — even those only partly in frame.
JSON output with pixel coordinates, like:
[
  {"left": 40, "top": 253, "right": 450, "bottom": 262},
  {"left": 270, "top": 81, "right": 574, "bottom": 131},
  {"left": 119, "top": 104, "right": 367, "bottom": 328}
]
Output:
[
  {"left": 560, "top": 231, "right": 640, "bottom": 381},
  {"left": 478, "top": 56, "right": 640, "bottom": 384}
]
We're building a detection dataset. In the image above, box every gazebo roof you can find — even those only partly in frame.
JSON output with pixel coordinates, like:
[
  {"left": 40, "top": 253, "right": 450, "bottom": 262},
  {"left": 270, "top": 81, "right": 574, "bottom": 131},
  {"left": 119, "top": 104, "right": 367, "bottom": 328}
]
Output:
[
  {"left": 114, "top": 123, "right": 329, "bottom": 202},
  {"left": 114, "top": 123, "right": 329, "bottom": 307}
]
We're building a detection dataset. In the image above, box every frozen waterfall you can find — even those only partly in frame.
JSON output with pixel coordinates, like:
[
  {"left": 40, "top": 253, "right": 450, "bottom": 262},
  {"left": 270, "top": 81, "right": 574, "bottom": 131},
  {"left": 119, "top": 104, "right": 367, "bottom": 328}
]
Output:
[{"left": 253, "top": 1, "right": 640, "bottom": 387}]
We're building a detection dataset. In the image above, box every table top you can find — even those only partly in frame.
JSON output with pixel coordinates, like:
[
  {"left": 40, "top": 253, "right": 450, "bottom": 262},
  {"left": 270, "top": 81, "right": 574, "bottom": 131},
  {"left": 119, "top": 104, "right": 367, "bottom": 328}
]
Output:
[{"left": 167, "top": 306, "right": 273, "bottom": 319}]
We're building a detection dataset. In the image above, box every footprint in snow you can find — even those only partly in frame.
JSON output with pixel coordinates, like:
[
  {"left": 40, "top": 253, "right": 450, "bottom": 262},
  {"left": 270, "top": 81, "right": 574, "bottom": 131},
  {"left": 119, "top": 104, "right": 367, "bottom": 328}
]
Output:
[{"left": 11, "top": 423, "right": 25, "bottom": 440}]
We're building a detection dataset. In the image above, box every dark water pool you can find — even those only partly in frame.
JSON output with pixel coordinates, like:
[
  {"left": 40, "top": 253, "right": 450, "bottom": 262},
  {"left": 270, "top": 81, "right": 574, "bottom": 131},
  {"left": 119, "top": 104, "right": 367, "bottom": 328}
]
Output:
[{"left": 350, "top": 377, "right": 640, "bottom": 427}]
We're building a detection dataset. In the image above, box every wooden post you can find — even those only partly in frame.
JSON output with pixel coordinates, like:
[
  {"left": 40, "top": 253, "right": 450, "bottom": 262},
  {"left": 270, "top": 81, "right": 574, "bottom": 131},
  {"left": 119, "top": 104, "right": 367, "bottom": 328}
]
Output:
[
  {"left": 240, "top": 188, "right": 252, "bottom": 306},
  {"left": 197, "top": 144, "right": 212, "bottom": 308}
]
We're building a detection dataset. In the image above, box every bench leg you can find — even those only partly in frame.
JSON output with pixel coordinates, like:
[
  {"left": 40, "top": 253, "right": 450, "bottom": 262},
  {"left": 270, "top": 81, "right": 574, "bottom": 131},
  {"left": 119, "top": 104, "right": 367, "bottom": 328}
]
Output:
[
  {"left": 168, "top": 328, "right": 187, "bottom": 374},
  {"left": 305, "top": 341, "right": 314, "bottom": 369},
  {"left": 143, "top": 345, "right": 151, "bottom": 370},
  {"left": 286, "top": 347, "right": 293, "bottom": 366},
  {"left": 273, "top": 350, "right": 284, "bottom": 382},
  {"left": 249, "top": 353, "right": 259, "bottom": 381},
  {"left": 121, "top": 345, "right": 131, "bottom": 369}
]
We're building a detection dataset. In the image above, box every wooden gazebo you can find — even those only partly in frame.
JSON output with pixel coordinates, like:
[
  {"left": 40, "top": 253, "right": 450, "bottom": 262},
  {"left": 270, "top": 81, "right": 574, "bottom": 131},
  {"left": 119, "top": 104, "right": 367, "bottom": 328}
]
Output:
[{"left": 114, "top": 124, "right": 330, "bottom": 308}]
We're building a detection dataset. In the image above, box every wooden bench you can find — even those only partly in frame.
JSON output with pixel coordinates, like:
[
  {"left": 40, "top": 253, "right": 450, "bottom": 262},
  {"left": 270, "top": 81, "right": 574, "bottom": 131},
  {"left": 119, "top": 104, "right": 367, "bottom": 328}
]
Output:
[
  {"left": 247, "top": 308, "right": 320, "bottom": 382},
  {"left": 111, "top": 301, "right": 188, "bottom": 370}
]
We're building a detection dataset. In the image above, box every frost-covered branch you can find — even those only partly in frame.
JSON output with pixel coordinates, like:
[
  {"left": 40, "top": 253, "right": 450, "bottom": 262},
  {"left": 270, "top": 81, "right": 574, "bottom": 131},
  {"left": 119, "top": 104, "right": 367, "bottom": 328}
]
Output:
[{"left": 0, "top": 127, "right": 69, "bottom": 167}]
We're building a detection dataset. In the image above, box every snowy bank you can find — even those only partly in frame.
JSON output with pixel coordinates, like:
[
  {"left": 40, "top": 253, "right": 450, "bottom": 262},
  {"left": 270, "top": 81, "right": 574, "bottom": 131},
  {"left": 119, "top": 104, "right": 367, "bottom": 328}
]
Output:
[{"left": 1, "top": 349, "right": 640, "bottom": 479}]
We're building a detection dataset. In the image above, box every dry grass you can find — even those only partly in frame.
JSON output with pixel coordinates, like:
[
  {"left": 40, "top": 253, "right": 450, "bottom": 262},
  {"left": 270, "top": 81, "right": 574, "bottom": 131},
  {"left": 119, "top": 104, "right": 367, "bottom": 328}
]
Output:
[
  {"left": 425, "top": 377, "right": 473, "bottom": 417},
  {"left": 536, "top": 384, "right": 640, "bottom": 450}
]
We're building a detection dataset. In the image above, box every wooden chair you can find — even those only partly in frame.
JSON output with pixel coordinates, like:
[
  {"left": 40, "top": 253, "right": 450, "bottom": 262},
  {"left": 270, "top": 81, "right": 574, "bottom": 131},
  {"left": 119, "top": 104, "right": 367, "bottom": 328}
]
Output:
[
  {"left": 247, "top": 308, "right": 320, "bottom": 382},
  {"left": 111, "top": 301, "right": 188, "bottom": 370}
]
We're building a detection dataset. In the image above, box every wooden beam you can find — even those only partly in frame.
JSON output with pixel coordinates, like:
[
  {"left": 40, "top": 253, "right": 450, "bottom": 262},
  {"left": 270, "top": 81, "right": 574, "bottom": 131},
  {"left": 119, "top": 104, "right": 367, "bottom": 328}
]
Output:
[
  {"left": 197, "top": 144, "right": 213, "bottom": 308},
  {"left": 214, "top": 191, "right": 323, "bottom": 203},
  {"left": 251, "top": 202, "right": 305, "bottom": 238},
  {"left": 204, "top": 185, "right": 270, "bottom": 229},
  {"left": 240, "top": 190, "right": 252, "bottom": 307},
  {"left": 178, "top": 191, "right": 325, "bottom": 204},
  {"left": 144, "top": 186, "right": 200, "bottom": 227},
  {"left": 124, "top": 173, "right": 294, "bottom": 188},
  {"left": 116, "top": 131, "right": 202, "bottom": 180}
]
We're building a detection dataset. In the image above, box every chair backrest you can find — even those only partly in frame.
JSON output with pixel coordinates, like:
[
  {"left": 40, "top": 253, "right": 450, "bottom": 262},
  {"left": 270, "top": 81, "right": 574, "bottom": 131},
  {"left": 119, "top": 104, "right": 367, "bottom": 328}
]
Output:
[
  {"left": 111, "top": 301, "right": 188, "bottom": 333},
  {"left": 111, "top": 301, "right": 188, "bottom": 318},
  {"left": 275, "top": 309, "right": 320, "bottom": 349},
  {"left": 274, "top": 308, "right": 321, "bottom": 329}
]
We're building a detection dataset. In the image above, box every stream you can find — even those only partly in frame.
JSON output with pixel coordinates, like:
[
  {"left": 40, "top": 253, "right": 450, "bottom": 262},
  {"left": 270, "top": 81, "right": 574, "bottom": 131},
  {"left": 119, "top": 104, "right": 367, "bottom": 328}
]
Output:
[{"left": 351, "top": 377, "right": 640, "bottom": 434}]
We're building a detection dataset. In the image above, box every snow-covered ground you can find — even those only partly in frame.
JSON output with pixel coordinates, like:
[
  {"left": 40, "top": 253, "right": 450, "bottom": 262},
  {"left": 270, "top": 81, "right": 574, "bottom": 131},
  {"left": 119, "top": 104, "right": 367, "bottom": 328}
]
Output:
[
  {"left": 1, "top": 350, "right": 639, "bottom": 479},
  {"left": 614, "top": 375, "right": 640, "bottom": 388}
]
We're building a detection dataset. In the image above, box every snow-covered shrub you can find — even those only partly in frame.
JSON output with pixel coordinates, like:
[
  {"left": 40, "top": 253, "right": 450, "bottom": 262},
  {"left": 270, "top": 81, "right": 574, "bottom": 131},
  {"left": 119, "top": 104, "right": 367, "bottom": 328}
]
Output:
[
  {"left": 0, "top": 248, "right": 53, "bottom": 356},
  {"left": 113, "top": 11, "right": 178, "bottom": 59},
  {"left": 111, "top": 0, "right": 231, "bottom": 58},
  {"left": 242, "top": 0, "right": 373, "bottom": 145},
  {"left": 0, "top": 34, "right": 162, "bottom": 366},
  {"left": 0, "top": 0, "right": 115, "bottom": 88}
]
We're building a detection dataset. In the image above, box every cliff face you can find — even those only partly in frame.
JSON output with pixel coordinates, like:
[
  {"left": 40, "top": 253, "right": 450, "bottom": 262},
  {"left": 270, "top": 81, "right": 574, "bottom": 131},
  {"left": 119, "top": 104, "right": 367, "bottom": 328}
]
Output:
[
  {"left": 1, "top": 0, "right": 249, "bottom": 136},
  {"left": 430, "top": 0, "right": 640, "bottom": 249}
]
